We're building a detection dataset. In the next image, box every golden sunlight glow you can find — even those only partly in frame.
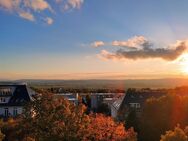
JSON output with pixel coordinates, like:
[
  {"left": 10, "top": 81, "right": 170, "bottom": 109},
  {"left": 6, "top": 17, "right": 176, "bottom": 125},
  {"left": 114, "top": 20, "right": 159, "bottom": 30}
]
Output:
[{"left": 179, "top": 54, "right": 188, "bottom": 74}]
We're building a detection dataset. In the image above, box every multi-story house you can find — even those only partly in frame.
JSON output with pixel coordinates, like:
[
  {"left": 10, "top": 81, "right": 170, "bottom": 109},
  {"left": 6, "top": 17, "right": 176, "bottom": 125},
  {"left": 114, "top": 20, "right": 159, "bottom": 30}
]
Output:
[
  {"left": 91, "top": 93, "right": 118, "bottom": 110},
  {"left": 0, "top": 84, "right": 35, "bottom": 117},
  {"left": 116, "top": 88, "right": 167, "bottom": 120}
]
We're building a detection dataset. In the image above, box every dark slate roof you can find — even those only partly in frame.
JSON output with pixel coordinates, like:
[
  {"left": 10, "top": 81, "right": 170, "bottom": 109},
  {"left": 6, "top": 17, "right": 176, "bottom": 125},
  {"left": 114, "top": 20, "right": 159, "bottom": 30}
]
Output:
[
  {"left": 0, "top": 84, "right": 33, "bottom": 106},
  {"left": 119, "top": 88, "right": 167, "bottom": 109}
]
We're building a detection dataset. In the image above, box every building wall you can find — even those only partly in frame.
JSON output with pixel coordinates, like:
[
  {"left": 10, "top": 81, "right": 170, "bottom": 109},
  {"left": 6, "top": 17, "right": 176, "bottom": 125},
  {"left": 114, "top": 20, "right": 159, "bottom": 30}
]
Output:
[
  {"left": 91, "top": 95, "right": 98, "bottom": 109},
  {"left": 111, "top": 106, "right": 117, "bottom": 118},
  {"left": 91, "top": 93, "right": 116, "bottom": 110},
  {"left": 0, "top": 97, "right": 11, "bottom": 103},
  {"left": 0, "top": 106, "right": 23, "bottom": 117}
]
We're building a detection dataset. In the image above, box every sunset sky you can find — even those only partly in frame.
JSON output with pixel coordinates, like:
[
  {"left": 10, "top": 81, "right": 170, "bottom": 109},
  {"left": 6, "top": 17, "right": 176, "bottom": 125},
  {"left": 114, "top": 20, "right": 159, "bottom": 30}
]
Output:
[{"left": 1, "top": 0, "right": 188, "bottom": 80}]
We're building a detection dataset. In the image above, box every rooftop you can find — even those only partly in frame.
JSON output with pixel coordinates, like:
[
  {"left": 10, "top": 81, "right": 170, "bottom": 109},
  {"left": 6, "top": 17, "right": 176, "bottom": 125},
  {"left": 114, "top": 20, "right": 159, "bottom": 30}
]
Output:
[{"left": 0, "top": 84, "right": 34, "bottom": 106}]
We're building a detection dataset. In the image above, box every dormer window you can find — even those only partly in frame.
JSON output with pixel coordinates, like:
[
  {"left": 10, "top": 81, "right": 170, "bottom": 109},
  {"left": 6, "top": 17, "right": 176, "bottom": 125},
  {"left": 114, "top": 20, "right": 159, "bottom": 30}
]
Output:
[
  {"left": 129, "top": 103, "right": 141, "bottom": 108},
  {"left": 0, "top": 88, "right": 12, "bottom": 96},
  {"left": 0, "top": 97, "right": 6, "bottom": 103}
]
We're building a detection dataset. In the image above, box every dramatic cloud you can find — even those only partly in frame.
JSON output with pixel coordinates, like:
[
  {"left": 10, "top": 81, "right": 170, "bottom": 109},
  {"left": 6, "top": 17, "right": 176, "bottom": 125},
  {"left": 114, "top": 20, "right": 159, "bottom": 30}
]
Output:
[
  {"left": 91, "top": 41, "right": 105, "bottom": 48},
  {"left": 97, "top": 37, "right": 188, "bottom": 61},
  {"left": 0, "top": 0, "right": 84, "bottom": 24}
]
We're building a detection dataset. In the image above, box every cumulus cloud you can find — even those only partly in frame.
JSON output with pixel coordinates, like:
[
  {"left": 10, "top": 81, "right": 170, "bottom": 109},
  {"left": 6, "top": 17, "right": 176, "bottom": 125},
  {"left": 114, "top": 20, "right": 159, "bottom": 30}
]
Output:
[
  {"left": 91, "top": 41, "right": 105, "bottom": 48},
  {"left": 0, "top": 0, "right": 51, "bottom": 22},
  {"left": 0, "top": 0, "right": 51, "bottom": 11},
  {"left": 91, "top": 36, "right": 148, "bottom": 49},
  {"left": 112, "top": 36, "right": 147, "bottom": 49},
  {"left": 0, "top": 0, "right": 20, "bottom": 11},
  {"left": 97, "top": 36, "right": 188, "bottom": 61},
  {"left": 44, "top": 17, "right": 53, "bottom": 25},
  {"left": 64, "top": 0, "right": 84, "bottom": 10},
  {"left": 23, "top": 0, "right": 52, "bottom": 11},
  {"left": 98, "top": 50, "right": 121, "bottom": 61},
  {"left": 0, "top": 0, "right": 84, "bottom": 24},
  {"left": 19, "top": 11, "right": 35, "bottom": 21}
]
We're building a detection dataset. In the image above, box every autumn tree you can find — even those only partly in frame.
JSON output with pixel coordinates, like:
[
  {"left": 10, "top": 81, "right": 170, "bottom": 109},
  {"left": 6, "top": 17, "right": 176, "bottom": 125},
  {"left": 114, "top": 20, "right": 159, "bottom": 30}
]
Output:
[
  {"left": 85, "top": 94, "right": 91, "bottom": 108},
  {"left": 0, "top": 118, "right": 18, "bottom": 141},
  {"left": 18, "top": 92, "right": 90, "bottom": 141},
  {"left": 140, "top": 94, "right": 188, "bottom": 141},
  {"left": 0, "top": 129, "right": 4, "bottom": 141},
  {"left": 160, "top": 125, "right": 188, "bottom": 141},
  {"left": 83, "top": 114, "right": 137, "bottom": 141},
  {"left": 8, "top": 92, "right": 137, "bottom": 141}
]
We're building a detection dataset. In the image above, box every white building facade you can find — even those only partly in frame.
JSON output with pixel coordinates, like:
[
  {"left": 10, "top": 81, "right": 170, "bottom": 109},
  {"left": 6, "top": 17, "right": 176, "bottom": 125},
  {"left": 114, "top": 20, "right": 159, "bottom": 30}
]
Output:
[{"left": 0, "top": 84, "right": 34, "bottom": 117}]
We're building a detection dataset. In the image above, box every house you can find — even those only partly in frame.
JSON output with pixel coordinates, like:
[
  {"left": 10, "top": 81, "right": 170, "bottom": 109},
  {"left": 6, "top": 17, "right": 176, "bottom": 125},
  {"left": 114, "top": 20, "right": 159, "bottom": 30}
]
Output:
[
  {"left": 55, "top": 93, "right": 79, "bottom": 105},
  {"left": 117, "top": 88, "right": 167, "bottom": 119},
  {"left": 0, "top": 84, "right": 35, "bottom": 118},
  {"left": 111, "top": 95, "right": 124, "bottom": 118},
  {"left": 91, "top": 93, "right": 117, "bottom": 110}
]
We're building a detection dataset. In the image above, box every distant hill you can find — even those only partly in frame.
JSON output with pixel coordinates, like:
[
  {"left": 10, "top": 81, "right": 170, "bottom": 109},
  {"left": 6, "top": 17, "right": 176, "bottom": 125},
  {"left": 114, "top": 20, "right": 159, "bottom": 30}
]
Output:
[{"left": 1, "top": 78, "right": 187, "bottom": 90}]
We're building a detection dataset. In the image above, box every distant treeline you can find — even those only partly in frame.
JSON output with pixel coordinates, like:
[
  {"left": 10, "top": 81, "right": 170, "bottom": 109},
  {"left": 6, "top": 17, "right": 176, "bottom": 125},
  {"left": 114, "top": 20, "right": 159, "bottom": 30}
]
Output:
[
  {"left": 31, "top": 85, "right": 188, "bottom": 94},
  {"left": 36, "top": 87, "right": 125, "bottom": 93},
  {"left": 7, "top": 78, "right": 188, "bottom": 89}
]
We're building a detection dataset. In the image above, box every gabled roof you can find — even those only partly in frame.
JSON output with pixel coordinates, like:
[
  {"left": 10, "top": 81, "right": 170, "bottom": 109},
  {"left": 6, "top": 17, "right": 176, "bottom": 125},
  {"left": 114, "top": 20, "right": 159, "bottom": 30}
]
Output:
[
  {"left": 0, "top": 84, "right": 33, "bottom": 106},
  {"left": 111, "top": 95, "right": 125, "bottom": 111},
  {"left": 119, "top": 88, "right": 167, "bottom": 110}
]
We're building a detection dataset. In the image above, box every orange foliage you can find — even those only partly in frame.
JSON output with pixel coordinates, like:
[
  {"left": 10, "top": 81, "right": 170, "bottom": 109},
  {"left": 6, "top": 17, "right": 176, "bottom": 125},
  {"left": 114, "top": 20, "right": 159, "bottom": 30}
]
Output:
[
  {"left": 5, "top": 92, "right": 137, "bottom": 141},
  {"left": 83, "top": 114, "right": 137, "bottom": 141}
]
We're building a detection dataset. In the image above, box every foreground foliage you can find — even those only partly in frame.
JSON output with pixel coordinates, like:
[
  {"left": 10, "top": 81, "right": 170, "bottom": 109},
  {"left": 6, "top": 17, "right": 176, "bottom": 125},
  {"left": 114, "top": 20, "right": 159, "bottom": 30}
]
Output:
[
  {"left": 160, "top": 125, "right": 188, "bottom": 141},
  {"left": 2, "top": 92, "right": 136, "bottom": 141},
  {"left": 140, "top": 94, "right": 188, "bottom": 141}
]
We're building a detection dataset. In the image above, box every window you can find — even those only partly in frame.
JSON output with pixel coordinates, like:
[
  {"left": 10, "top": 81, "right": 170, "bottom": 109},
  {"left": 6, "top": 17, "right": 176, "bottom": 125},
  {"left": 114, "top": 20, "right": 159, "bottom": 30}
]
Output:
[
  {"left": 0, "top": 97, "right": 6, "bottom": 103},
  {"left": 4, "top": 108, "right": 8, "bottom": 117},
  {"left": 0, "top": 88, "right": 11, "bottom": 95},
  {"left": 136, "top": 103, "right": 141, "bottom": 108},
  {"left": 129, "top": 103, "right": 141, "bottom": 108},
  {"left": 13, "top": 108, "right": 18, "bottom": 116},
  {"left": 130, "top": 103, "right": 135, "bottom": 108}
]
